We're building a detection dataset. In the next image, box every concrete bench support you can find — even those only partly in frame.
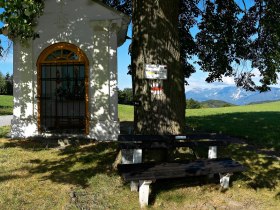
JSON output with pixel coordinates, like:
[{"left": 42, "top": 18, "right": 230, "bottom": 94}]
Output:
[
  {"left": 219, "top": 173, "right": 232, "bottom": 189},
  {"left": 208, "top": 146, "right": 217, "bottom": 159},
  {"left": 208, "top": 146, "right": 217, "bottom": 179},
  {"left": 131, "top": 149, "right": 142, "bottom": 191},
  {"left": 208, "top": 146, "right": 231, "bottom": 189},
  {"left": 121, "top": 149, "right": 142, "bottom": 191},
  {"left": 139, "top": 180, "right": 152, "bottom": 208}
]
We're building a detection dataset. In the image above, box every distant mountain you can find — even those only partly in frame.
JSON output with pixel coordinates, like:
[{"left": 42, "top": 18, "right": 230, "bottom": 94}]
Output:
[{"left": 186, "top": 86, "right": 280, "bottom": 105}]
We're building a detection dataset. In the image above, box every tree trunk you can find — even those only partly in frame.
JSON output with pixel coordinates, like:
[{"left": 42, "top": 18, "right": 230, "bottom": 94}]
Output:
[{"left": 131, "top": 0, "right": 186, "bottom": 135}]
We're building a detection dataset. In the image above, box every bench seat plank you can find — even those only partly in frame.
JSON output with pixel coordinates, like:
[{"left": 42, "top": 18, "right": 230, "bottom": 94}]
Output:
[{"left": 118, "top": 158, "right": 246, "bottom": 181}]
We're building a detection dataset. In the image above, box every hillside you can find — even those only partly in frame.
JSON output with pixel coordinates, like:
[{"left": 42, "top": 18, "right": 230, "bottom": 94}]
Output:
[
  {"left": 200, "top": 100, "right": 235, "bottom": 108},
  {"left": 248, "top": 99, "right": 280, "bottom": 105}
]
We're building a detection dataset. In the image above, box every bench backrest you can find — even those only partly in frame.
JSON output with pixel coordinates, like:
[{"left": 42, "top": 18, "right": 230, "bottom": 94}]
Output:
[{"left": 118, "top": 134, "right": 232, "bottom": 149}]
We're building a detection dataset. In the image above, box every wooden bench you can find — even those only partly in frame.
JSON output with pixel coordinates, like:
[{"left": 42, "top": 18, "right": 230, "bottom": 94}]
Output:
[{"left": 117, "top": 134, "right": 246, "bottom": 207}]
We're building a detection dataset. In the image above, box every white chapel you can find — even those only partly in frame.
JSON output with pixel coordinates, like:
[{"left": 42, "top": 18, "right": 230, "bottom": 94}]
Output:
[{"left": 11, "top": 0, "right": 130, "bottom": 140}]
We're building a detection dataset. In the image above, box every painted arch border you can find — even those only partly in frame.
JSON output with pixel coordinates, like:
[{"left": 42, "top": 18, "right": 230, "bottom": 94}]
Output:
[{"left": 36, "top": 42, "right": 90, "bottom": 135}]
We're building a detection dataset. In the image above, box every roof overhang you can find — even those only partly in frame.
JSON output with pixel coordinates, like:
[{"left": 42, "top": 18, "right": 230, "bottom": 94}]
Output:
[{"left": 92, "top": 0, "right": 130, "bottom": 47}]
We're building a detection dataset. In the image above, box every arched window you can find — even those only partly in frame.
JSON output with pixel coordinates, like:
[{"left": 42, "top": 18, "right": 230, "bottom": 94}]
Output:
[
  {"left": 45, "top": 49, "right": 79, "bottom": 61},
  {"left": 37, "top": 43, "right": 89, "bottom": 134}
]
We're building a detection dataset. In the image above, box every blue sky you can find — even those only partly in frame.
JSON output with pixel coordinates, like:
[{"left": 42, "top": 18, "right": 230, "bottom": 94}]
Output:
[
  {"left": 0, "top": 8, "right": 13, "bottom": 76},
  {"left": 117, "top": 25, "right": 132, "bottom": 90},
  {"left": 0, "top": 34, "right": 13, "bottom": 76}
]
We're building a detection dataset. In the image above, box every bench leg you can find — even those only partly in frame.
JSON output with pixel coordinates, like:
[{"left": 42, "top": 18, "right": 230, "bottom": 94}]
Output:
[
  {"left": 139, "top": 180, "right": 152, "bottom": 208},
  {"left": 121, "top": 149, "right": 143, "bottom": 191},
  {"left": 133, "top": 149, "right": 142, "bottom": 163},
  {"left": 219, "top": 173, "right": 232, "bottom": 189},
  {"left": 208, "top": 146, "right": 217, "bottom": 178},
  {"left": 130, "top": 149, "right": 143, "bottom": 191}
]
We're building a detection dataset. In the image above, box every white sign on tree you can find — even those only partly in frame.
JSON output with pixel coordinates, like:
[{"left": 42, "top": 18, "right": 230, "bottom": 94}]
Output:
[{"left": 144, "top": 64, "right": 167, "bottom": 80}]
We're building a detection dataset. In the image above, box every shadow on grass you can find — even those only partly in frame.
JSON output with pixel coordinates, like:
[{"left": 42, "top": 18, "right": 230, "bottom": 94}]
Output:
[
  {"left": 1, "top": 138, "right": 119, "bottom": 187},
  {"left": 1, "top": 120, "right": 279, "bottom": 201},
  {"left": 186, "top": 111, "right": 280, "bottom": 150},
  {"left": 186, "top": 111, "right": 280, "bottom": 189},
  {"left": 276, "top": 191, "right": 280, "bottom": 199},
  {"left": 148, "top": 175, "right": 220, "bottom": 205},
  {"left": 228, "top": 144, "right": 280, "bottom": 190},
  {"left": 2, "top": 137, "right": 94, "bottom": 151},
  {"left": 27, "top": 142, "right": 119, "bottom": 187},
  {"left": 0, "top": 174, "right": 29, "bottom": 182}
]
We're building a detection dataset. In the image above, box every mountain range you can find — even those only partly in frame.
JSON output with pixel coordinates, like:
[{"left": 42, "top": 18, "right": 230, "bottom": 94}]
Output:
[{"left": 185, "top": 86, "right": 280, "bottom": 105}]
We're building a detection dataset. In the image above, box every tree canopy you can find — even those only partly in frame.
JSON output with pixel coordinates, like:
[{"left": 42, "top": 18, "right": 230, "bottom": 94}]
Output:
[
  {"left": 0, "top": 72, "right": 13, "bottom": 95},
  {"left": 0, "top": 0, "right": 279, "bottom": 91}
]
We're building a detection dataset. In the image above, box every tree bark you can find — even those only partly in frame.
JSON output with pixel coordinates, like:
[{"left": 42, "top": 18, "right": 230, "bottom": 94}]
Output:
[{"left": 131, "top": 0, "right": 186, "bottom": 135}]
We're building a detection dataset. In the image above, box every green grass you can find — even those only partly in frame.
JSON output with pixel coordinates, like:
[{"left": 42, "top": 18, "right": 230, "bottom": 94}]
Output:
[
  {"left": 118, "top": 104, "right": 134, "bottom": 122},
  {"left": 119, "top": 102, "right": 280, "bottom": 149},
  {"left": 0, "top": 139, "right": 140, "bottom": 210},
  {"left": 0, "top": 137, "right": 279, "bottom": 209},
  {"left": 186, "top": 101, "right": 280, "bottom": 149},
  {"left": 0, "top": 95, "right": 13, "bottom": 115},
  {"left": 0, "top": 126, "right": 10, "bottom": 138},
  {"left": 0, "top": 103, "right": 279, "bottom": 209}
]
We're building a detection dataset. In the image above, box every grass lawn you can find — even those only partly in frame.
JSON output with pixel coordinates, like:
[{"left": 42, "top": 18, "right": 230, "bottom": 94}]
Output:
[
  {"left": 118, "top": 104, "right": 134, "bottom": 122},
  {"left": 0, "top": 137, "right": 140, "bottom": 210},
  {"left": 186, "top": 101, "right": 280, "bottom": 150},
  {"left": 119, "top": 102, "right": 280, "bottom": 149},
  {"left": 0, "top": 133, "right": 279, "bottom": 209},
  {"left": 0, "top": 95, "right": 13, "bottom": 115},
  {"left": 0, "top": 103, "right": 279, "bottom": 209}
]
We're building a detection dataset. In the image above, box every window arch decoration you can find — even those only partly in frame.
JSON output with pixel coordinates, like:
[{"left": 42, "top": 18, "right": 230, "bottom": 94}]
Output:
[{"left": 37, "top": 42, "right": 89, "bottom": 65}]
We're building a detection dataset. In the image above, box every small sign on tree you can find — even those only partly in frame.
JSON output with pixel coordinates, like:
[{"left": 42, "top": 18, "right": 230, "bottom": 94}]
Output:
[{"left": 144, "top": 64, "right": 167, "bottom": 80}]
